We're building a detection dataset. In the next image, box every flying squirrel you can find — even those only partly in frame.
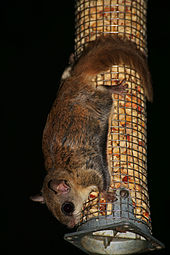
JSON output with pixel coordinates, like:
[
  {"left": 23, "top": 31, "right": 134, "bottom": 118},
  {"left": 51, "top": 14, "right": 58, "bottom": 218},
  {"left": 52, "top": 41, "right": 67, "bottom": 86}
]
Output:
[{"left": 31, "top": 35, "right": 153, "bottom": 228}]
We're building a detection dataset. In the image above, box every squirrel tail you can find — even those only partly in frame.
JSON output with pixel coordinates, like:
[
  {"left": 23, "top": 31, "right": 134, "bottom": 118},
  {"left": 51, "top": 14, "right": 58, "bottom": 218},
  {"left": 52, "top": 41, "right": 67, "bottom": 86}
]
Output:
[{"left": 72, "top": 35, "right": 153, "bottom": 102}]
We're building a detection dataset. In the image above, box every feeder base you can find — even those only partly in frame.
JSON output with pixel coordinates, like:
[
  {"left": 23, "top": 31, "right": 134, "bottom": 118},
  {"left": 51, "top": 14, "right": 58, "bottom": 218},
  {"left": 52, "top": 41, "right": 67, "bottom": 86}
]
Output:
[{"left": 64, "top": 220, "right": 164, "bottom": 255}]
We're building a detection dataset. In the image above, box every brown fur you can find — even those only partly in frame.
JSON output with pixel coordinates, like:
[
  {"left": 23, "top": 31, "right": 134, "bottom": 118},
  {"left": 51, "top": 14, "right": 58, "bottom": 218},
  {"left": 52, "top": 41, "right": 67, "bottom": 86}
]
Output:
[
  {"left": 32, "top": 35, "right": 152, "bottom": 228},
  {"left": 72, "top": 35, "right": 152, "bottom": 101}
]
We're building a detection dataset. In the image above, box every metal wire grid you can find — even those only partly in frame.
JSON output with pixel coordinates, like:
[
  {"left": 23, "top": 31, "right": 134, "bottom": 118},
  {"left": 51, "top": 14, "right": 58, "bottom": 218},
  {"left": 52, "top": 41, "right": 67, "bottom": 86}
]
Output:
[
  {"left": 109, "top": 66, "right": 150, "bottom": 227},
  {"left": 74, "top": 0, "right": 147, "bottom": 60},
  {"left": 74, "top": 0, "right": 151, "bottom": 233},
  {"left": 79, "top": 66, "right": 151, "bottom": 231}
]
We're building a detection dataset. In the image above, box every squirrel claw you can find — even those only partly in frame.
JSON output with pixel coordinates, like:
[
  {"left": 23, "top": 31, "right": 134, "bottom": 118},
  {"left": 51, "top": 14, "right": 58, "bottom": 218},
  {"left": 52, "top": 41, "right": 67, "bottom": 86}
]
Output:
[
  {"left": 101, "top": 190, "right": 117, "bottom": 203},
  {"left": 103, "top": 79, "right": 128, "bottom": 95},
  {"left": 111, "top": 79, "right": 128, "bottom": 94}
]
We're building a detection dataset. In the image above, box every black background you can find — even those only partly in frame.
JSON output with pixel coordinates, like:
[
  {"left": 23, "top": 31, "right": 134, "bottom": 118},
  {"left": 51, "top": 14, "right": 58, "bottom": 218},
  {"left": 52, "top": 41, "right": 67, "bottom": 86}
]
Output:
[{"left": 2, "top": 0, "right": 170, "bottom": 254}]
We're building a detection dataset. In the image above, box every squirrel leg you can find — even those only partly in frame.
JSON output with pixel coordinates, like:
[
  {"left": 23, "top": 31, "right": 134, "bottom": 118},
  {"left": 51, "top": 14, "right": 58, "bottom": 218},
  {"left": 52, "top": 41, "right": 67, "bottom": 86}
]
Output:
[{"left": 102, "top": 79, "right": 128, "bottom": 95}]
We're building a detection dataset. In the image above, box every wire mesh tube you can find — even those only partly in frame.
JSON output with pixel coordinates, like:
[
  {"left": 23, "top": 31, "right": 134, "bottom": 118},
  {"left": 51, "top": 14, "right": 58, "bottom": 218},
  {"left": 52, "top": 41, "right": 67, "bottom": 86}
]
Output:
[{"left": 65, "top": 0, "right": 164, "bottom": 254}]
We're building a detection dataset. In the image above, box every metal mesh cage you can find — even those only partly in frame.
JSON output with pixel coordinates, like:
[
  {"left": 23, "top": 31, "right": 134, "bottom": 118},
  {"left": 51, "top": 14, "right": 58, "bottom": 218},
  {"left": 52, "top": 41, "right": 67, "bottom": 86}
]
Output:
[
  {"left": 65, "top": 0, "right": 164, "bottom": 254},
  {"left": 74, "top": 0, "right": 147, "bottom": 58},
  {"left": 80, "top": 67, "right": 149, "bottom": 228}
]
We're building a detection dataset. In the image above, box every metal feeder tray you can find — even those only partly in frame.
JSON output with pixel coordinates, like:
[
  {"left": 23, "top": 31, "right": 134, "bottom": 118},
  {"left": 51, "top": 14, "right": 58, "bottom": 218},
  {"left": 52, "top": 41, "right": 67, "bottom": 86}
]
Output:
[{"left": 64, "top": 188, "right": 164, "bottom": 255}]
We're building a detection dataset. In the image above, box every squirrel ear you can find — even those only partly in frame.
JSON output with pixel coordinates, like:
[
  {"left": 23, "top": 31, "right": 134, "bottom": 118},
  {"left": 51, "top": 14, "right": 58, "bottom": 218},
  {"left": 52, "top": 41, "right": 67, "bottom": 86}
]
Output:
[
  {"left": 48, "top": 180, "right": 70, "bottom": 194},
  {"left": 30, "top": 194, "right": 45, "bottom": 204}
]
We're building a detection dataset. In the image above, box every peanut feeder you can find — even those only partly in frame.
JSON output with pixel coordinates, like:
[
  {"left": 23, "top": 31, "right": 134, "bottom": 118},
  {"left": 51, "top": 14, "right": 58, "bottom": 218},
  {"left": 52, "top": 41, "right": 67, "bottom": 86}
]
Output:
[{"left": 64, "top": 0, "right": 164, "bottom": 254}]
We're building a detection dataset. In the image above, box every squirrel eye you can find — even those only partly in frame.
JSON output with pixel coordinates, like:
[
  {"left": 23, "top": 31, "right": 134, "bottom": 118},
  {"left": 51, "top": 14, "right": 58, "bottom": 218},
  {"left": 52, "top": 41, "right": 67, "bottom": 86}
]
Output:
[{"left": 61, "top": 202, "right": 75, "bottom": 216}]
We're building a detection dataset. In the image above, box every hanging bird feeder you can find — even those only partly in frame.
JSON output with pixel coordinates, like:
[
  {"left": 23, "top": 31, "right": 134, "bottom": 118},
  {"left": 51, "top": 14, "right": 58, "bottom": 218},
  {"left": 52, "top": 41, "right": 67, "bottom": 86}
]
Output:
[{"left": 64, "top": 0, "right": 164, "bottom": 254}]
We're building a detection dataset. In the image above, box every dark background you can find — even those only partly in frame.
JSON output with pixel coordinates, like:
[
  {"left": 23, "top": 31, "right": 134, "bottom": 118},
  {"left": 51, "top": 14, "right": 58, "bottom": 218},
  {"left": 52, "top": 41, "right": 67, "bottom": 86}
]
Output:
[{"left": 2, "top": 0, "right": 170, "bottom": 254}]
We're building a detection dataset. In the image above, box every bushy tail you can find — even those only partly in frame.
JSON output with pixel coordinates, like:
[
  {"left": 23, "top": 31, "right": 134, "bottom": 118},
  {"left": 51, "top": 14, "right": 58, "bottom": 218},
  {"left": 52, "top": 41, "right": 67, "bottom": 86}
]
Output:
[{"left": 72, "top": 35, "right": 153, "bottom": 101}]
